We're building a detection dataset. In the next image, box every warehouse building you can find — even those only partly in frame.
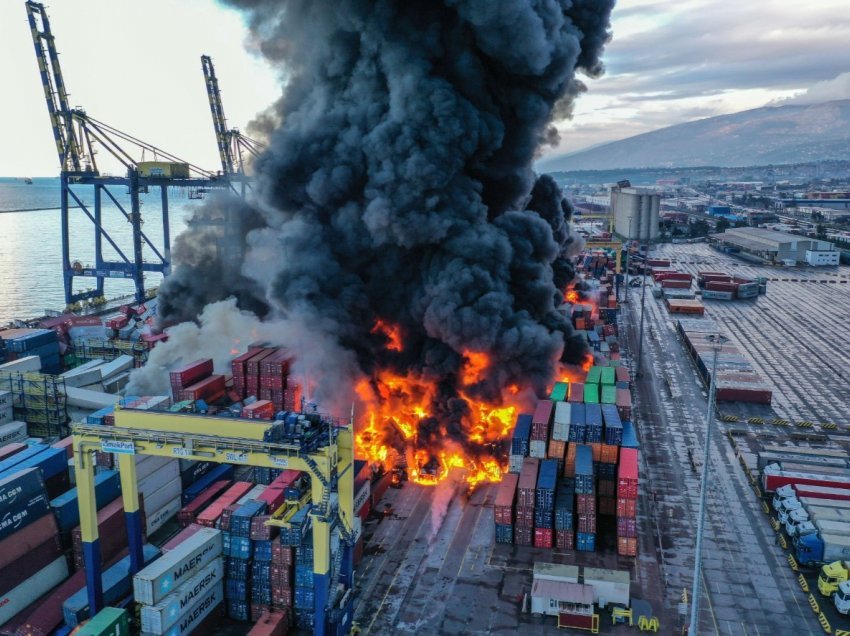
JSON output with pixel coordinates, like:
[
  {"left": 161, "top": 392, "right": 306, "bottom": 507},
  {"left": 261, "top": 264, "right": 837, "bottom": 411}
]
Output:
[
  {"left": 611, "top": 187, "right": 660, "bottom": 242},
  {"left": 710, "top": 227, "right": 837, "bottom": 266}
]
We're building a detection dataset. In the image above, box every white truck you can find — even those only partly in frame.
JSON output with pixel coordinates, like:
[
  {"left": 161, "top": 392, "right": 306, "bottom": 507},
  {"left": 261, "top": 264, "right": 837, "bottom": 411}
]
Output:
[
  {"left": 835, "top": 580, "right": 850, "bottom": 615},
  {"left": 786, "top": 506, "right": 850, "bottom": 537},
  {"left": 777, "top": 497, "right": 804, "bottom": 524}
]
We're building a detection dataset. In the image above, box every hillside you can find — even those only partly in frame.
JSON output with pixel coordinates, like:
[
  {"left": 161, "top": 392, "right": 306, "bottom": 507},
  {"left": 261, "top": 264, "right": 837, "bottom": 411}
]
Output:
[{"left": 539, "top": 99, "right": 850, "bottom": 172}]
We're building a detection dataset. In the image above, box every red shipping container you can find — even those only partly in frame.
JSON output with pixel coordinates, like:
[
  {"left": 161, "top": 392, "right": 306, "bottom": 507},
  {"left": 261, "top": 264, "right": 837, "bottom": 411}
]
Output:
[
  {"left": 0, "top": 513, "right": 59, "bottom": 572},
  {"left": 598, "top": 496, "right": 617, "bottom": 516},
  {"left": 617, "top": 536, "right": 637, "bottom": 557},
  {"left": 577, "top": 513, "right": 596, "bottom": 534},
  {"left": 530, "top": 421, "right": 549, "bottom": 442},
  {"left": 242, "top": 400, "right": 275, "bottom": 420},
  {"left": 577, "top": 494, "right": 596, "bottom": 516},
  {"left": 514, "top": 526, "right": 533, "bottom": 546},
  {"left": 247, "top": 349, "right": 278, "bottom": 375},
  {"left": 617, "top": 497, "right": 637, "bottom": 518},
  {"left": 494, "top": 473, "right": 519, "bottom": 525},
  {"left": 231, "top": 348, "right": 263, "bottom": 381},
  {"left": 661, "top": 279, "right": 691, "bottom": 289},
  {"left": 258, "top": 470, "right": 300, "bottom": 512},
  {"left": 706, "top": 281, "right": 739, "bottom": 292},
  {"left": 618, "top": 448, "right": 639, "bottom": 499},
  {"left": 271, "top": 563, "right": 292, "bottom": 586},
  {"left": 515, "top": 506, "right": 535, "bottom": 529},
  {"left": 169, "top": 359, "right": 214, "bottom": 389},
  {"left": 196, "top": 481, "right": 254, "bottom": 527},
  {"left": 0, "top": 442, "right": 27, "bottom": 462},
  {"left": 251, "top": 605, "right": 272, "bottom": 623},
  {"left": 532, "top": 400, "right": 554, "bottom": 428},
  {"left": 272, "top": 588, "right": 293, "bottom": 609},
  {"left": 272, "top": 544, "right": 294, "bottom": 566},
  {"left": 178, "top": 480, "right": 232, "bottom": 527},
  {"left": 617, "top": 516, "right": 637, "bottom": 538},
  {"left": 534, "top": 527, "right": 553, "bottom": 549},
  {"left": 260, "top": 375, "right": 289, "bottom": 390},
  {"left": 555, "top": 529, "right": 574, "bottom": 551},
  {"left": 251, "top": 516, "right": 280, "bottom": 541},
  {"left": 0, "top": 535, "right": 62, "bottom": 596},
  {"left": 568, "top": 383, "right": 584, "bottom": 403},
  {"left": 248, "top": 610, "right": 290, "bottom": 636},
  {"left": 179, "top": 374, "right": 226, "bottom": 402},
  {"left": 616, "top": 389, "right": 632, "bottom": 421},
  {"left": 261, "top": 350, "right": 294, "bottom": 377},
  {"left": 615, "top": 366, "right": 630, "bottom": 383},
  {"left": 517, "top": 458, "right": 540, "bottom": 508},
  {"left": 564, "top": 444, "right": 576, "bottom": 478}
]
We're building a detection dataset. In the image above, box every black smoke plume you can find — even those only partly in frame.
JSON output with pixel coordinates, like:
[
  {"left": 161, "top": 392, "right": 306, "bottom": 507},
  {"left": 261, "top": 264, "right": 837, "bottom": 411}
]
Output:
[{"left": 154, "top": 0, "right": 614, "bottom": 455}]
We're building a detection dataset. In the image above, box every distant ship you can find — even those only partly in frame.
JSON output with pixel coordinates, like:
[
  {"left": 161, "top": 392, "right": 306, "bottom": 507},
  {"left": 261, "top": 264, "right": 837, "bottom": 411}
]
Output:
[{"left": 23, "top": 177, "right": 33, "bottom": 184}]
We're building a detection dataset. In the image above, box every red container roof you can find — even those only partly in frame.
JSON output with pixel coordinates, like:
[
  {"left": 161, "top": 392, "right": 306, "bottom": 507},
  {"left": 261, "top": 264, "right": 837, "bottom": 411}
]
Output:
[
  {"left": 532, "top": 400, "right": 554, "bottom": 425},
  {"left": 495, "top": 473, "right": 519, "bottom": 508},
  {"left": 618, "top": 447, "right": 639, "bottom": 480},
  {"left": 518, "top": 457, "right": 540, "bottom": 490}
]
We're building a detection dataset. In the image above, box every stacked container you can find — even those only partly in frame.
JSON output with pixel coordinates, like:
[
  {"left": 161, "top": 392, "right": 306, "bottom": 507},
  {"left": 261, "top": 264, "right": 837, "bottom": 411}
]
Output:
[
  {"left": 617, "top": 447, "right": 639, "bottom": 556},
  {"left": 530, "top": 401, "right": 553, "bottom": 459},
  {"left": 568, "top": 403, "right": 586, "bottom": 446},
  {"left": 509, "top": 414, "right": 532, "bottom": 473},
  {"left": 293, "top": 536, "right": 315, "bottom": 631},
  {"left": 554, "top": 478, "right": 575, "bottom": 550},
  {"left": 494, "top": 473, "right": 518, "bottom": 544},
  {"left": 515, "top": 458, "right": 539, "bottom": 546},
  {"left": 574, "top": 445, "right": 596, "bottom": 552},
  {"left": 533, "top": 460, "right": 558, "bottom": 548},
  {"left": 225, "top": 499, "right": 269, "bottom": 620}
]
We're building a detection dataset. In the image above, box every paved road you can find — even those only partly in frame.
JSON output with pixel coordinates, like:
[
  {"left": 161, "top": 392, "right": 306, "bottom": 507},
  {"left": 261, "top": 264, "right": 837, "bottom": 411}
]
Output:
[{"left": 624, "top": 243, "right": 832, "bottom": 634}]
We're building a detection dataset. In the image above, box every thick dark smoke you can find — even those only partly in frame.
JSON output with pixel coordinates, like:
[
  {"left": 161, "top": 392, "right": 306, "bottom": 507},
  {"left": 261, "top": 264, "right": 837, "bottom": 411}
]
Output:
[{"left": 154, "top": 1, "right": 614, "bottom": 448}]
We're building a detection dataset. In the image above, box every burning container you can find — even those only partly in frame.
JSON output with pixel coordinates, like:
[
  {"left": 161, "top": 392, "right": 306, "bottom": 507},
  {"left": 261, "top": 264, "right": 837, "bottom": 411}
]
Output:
[
  {"left": 170, "top": 359, "right": 213, "bottom": 391},
  {"left": 568, "top": 383, "right": 584, "bottom": 403},
  {"left": 494, "top": 473, "right": 518, "bottom": 544},
  {"left": 509, "top": 414, "right": 532, "bottom": 473},
  {"left": 549, "top": 382, "right": 568, "bottom": 402}
]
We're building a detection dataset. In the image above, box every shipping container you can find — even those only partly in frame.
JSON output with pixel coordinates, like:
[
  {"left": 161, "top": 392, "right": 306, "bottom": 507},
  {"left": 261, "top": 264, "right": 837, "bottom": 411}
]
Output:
[
  {"left": 0, "top": 533, "right": 63, "bottom": 596},
  {"left": 147, "top": 496, "right": 183, "bottom": 536},
  {"left": 564, "top": 443, "right": 576, "bottom": 479},
  {"left": 72, "top": 494, "right": 145, "bottom": 569},
  {"left": 574, "top": 445, "right": 593, "bottom": 494},
  {"left": 133, "top": 527, "right": 223, "bottom": 605},
  {"left": 248, "top": 610, "right": 290, "bottom": 636},
  {"left": 0, "top": 510, "right": 59, "bottom": 571},
  {"left": 170, "top": 359, "right": 214, "bottom": 389},
  {"left": 178, "top": 480, "right": 232, "bottom": 527},
  {"left": 0, "top": 442, "right": 27, "bottom": 462},
  {"left": 144, "top": 475, "right": 182, "bottom": 522},
  {"left": 618, "top": 448, "right": 639, "bottom": 500},
  {"left": 52, "top": 469, "right": 122, "bottom": 532},
  {"left": 552, "top": 402, "right": 571, "bottom": 442},
  {"left": 616, "top": 516, "right": 637, "bottom": 538},
  {"left": 529, "top": 439, "right": 547, "bottom": 459},
  {"left": 547, "top": 439, "right": 566, "bottom": 465},
  {"left": 179, "top": 375, "right": 226, "bottom": 403},
  {"left": 140, "top": 559, "right": 223, "bottom": 634},
  {"left": 621, "top": 421, "right": 639, "bottom": 449},
  {"left": 181, "top": 464, "right": 235, "bottom": 505},
  {"left": 555, "top": 529, "right": 574, "bottom": 550},
  {"left": 517, "top": 458, "right": 540, "bottom": 508},
  {"left": 0, "top": 445, "right": 66, "bottom": 481},
  {"left": 576, "top": 532, "right": 596, "bottom": 552},
  {"left": 0, "top": 555, "right": 70, "bottom": 624},
  {"left": 617, "top": 497, "right": 637, "bottom": 518},
  {"left": 549, "top": 382, "right": 568, "bottom": 402},
  {"left": 64, "top": 544, "right": 161, "bottom": 626},
  {"left": 0, "top": 467, "right": 51, "bottom": 542},
  {"left": 510, "top": 414, "right": 532, "bottom": 456},
  {"left": 534, "top": 527, "right": 553, "bottom": 549},
  {"left": 494, "top": 473, "right": 518, "bottom": 525},
  {"left": 495, "top": 523, "right": 513, "bottom": 545},
  {"left": 583, "top": 383, "right": 599, "bottom": 404},
  {"left": 74, "top": 607, "right": 130, "bottom": 636},
  {"left": 535, "top": 459, "right": 558, "bottom": 510},
  {"left": 567, "top": 383, "right": 584, "bottom": 403}
]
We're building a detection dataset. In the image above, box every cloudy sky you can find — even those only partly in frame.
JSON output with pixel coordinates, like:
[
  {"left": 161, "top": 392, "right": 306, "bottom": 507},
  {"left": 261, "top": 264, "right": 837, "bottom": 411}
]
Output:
[{"left": 2, "top": 0, "right": 850, "bottom": 176}]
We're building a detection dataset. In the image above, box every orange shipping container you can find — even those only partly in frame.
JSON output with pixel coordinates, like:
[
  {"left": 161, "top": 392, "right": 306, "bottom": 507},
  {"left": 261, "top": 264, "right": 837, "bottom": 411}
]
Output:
[
  {"left": 547, "top": 440, "right": 566, "bottom": 462},
  {"left": 601, "top": 444, "right": 619, "bottom": 464},
  {"left": 564, "top": 444, "right": 576, "bottom": 478},
  {"left": 617, "top": 536, "right": 637, "bottom": 557},
  {"left": 589, "top": 442, "right": 602, "bottom": 462}
]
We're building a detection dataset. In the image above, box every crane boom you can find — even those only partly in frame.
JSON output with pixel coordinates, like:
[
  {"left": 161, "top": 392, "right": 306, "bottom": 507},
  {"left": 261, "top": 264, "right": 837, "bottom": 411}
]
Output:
[
  {"left": 26, "top": 1, "right": 86, "bottom": 172},
  {"left": 201, "top": 54, "right": 235, "bottom": 175}
]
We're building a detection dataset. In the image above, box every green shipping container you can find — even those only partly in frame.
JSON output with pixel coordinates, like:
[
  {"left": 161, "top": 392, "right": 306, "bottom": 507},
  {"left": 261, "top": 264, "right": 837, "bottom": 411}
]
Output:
[
  {"left": 585, "top": 366, "right": 602, "bottom": 385},
  {"left": 601, "top": 385, "right": 617, "bottom": 404},
  {"left": 583, "top": 383, "right": 600, "bottom": 404},
  {"left": 600, "top": 367, "right": 616, "bottom": 386},
  {"left": 549, "top": 382, "right": 568, "bottom": 402},
  {"left": 75, "top": 607, "right": 129, "bottom": 636}
]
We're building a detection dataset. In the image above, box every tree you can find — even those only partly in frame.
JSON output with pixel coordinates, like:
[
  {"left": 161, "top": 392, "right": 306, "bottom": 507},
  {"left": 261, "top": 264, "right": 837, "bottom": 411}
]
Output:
[
  {"left": 690, "top": 219, "right": 710, "bottom": 237},
  {"left": 715, "top": 218, "right": 730, "bottom": 233}
]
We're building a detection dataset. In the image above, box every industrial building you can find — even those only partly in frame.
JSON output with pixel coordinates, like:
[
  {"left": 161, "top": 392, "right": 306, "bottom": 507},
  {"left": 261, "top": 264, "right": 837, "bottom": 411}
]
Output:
[
  {"left": 611, "top": 187, "right": 661, "bottom": 242},
  {"left": 709, "top": 227, "right": 838, "bottom": 266}
]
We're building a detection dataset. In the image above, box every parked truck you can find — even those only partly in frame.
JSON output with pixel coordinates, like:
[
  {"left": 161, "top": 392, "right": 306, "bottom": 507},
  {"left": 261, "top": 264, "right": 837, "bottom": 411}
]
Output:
[
  {"left": 787, "top": 509, "right": 850, "bottom": 537},
  {"left": 818, "top": 560, "right": 850, "bottom": 597},
  {"left": 834, "top": 581, "right": 850, "bottom": 615},
  {"left": 761, "top": 463, "right": 850, "bottom": 493},
  {"left": 779, "top": 497, "right": 850, "bottom": 534},
  {"left": 795, "top": 531, "right": 850, "bottom": 568}
]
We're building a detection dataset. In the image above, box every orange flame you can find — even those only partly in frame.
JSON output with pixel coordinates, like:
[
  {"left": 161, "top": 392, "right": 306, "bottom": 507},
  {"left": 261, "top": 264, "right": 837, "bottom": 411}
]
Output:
[
  {"left": 565, "top": 289, "right": 580, "bottom": 303},
  {"left": 371, "top": 319, "right": 403, "bottom": 352},
  {"left": 354, "top": 328, "right": 519, "bottom": 488}
]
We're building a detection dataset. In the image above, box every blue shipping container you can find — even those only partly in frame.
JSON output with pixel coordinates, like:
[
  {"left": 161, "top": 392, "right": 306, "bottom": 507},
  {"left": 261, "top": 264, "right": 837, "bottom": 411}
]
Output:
[
  {"left": 495, "top": 524, "right": 513, "bottom": 544},
  {"left": 534, "top": 508, "right": 553, "bottom": 528},
  {"left": 230, "top": 500, "right": 267, "bottom": 537},
  {"left": 575, "top": 445, "right": 594, "bottom": 494},
  {"left": 585, "top": 404, "right": 602, "bottom": 427},
  {"left": 253, "top": 540, "right": 273, "bottom": 562},
  {"left": 535, "top": 460, "right": 558, "bottom": 509},
  {"left": 0, "top": 467, "right": 51, "bottom": 541},
  {"left": 4, "top": 446, "right": 67, "bottom": 481},
  {"left": 569, "top": 403, "right": 586, "bottom": 425},
  {"left": 510, "top": 414, "right": 533, "bottom": 455},
  {"left": 179, "top": 460, "right": 217, "bottom": 490},
  {"left": 0, "top": 444, "right": 50, "bottom": 476},
  {"left": 622, "top": 421, "right": 639, "bottom": 448},
  {"left": 86, "top": 406, "right": 115, "bottom": 426},
  {"left": 230, "top": 536, "right": 252, "bottom": 560},
  {"left": 4, "top": 329, "right": 57, "bottom": 353},
  {"left": 63, "top": 544, "right": 160, "bottom": 626},
  {"left": 51, "top": 469, "right": 122, "bottom": 532},
  {"left": 295, "top": 564, "right": 314, "bottom": 588},
  {"left": 577, "top": 532, "right": 596, "bottom": 552},
  {"left": 181, "top": 463, "right": 234, "bottom": 505}
]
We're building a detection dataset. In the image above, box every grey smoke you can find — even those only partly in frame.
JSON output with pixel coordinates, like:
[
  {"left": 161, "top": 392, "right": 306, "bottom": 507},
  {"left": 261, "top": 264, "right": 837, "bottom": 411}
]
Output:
[{"left": 151, "top": 1, "right": 614, "bottom": 456}]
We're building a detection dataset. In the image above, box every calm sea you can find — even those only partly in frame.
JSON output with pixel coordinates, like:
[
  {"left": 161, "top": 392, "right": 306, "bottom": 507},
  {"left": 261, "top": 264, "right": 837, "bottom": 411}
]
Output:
[{"left": 0, "top": 177, "right": 199, "bottom": 324}]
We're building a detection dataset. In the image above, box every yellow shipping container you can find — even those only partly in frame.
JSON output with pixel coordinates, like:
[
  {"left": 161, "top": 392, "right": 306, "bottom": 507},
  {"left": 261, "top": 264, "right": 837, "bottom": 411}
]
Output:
[{"left": 137, "top": 161, "right": 190, "bottom": 179}]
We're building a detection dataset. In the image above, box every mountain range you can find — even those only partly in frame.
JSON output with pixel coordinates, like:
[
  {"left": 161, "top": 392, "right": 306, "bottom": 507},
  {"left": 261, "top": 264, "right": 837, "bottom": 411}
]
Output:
[{"left": 538, "top": 99, "right": 850, "bottom": 172}]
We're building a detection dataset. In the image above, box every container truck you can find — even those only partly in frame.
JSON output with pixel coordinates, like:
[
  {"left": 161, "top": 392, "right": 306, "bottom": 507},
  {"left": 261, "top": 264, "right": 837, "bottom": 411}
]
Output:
[
  {"left": 794, "top": 483, "right": 850, "bottom": 501},
  {"left": 761, "top": 463, "right": 850, "bottom": 493},
  {"left": 795, "top": 531, "right": 850, "bottom": 567},
  {"left": 772, "top": 484, "right": 795, "bottom": 510},
  {"left": 776, "top": 497, "right": 804, "bottom": 524},
  {"left": 818, "top": 560, "right": 850, "bottom": 597},
  {"left": 788, "top": 505, "right": 850, "bottom": 536}
]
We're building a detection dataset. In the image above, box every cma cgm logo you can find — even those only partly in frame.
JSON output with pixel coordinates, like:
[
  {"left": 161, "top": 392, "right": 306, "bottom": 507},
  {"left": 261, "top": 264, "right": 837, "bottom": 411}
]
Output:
[{"left": 0, "top": 486, "right": 22, "bottom": 505}]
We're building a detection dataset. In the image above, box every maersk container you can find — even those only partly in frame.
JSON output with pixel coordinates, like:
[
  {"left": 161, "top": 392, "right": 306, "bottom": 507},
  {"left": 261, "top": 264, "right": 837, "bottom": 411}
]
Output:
[
  {"left": 51, "top": 469, "right": 122, "bottom": 532},
  {"left": 552, "top": 402, "right": 571, "bottom": 442},
  {"left": 140, "top": 559, "right": 223, "bottom": 634},
  {"left": 0, "top": 554, "right": 69, "bottom": 624},
  {"left": 133, "top": 527, "right": 222, "bottom": 606},
  {"left": 0, "top": 467, "right": 51, "bottom": 541},
  {"left": 63, "top": 544, "right": 161, "bottom": 626},
  {"left": 75, "top": 607, "right": 129, "bottom": 636},
  {"left": 0, "top": 421, "right": 26, "bottom": 446},
  {"left": 144, "top": 476, "right": 182, "bottom": 521},
  {"left": 510, "top": 414, "right": 532, "bottom": 456},
  {"left": 181, "top": 463, "right": 235, "bottom": 505}
]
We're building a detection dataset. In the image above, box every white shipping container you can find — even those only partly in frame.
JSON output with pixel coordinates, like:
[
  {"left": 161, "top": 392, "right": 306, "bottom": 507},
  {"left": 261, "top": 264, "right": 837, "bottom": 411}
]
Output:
[
  {"left": 529, "top": 440, "right": 547, "bottom": 459},
  {"left": 144, "top": 476, "right": 182, "bottom": 520},
  {"left": 140, "top": 559, "right": 223, "bottom": 633},
  {"left": 0, "top": 555, "right": 69, "bottom": 624},
  {"left": 146, "top": 496, "right": 182, "bottom": 536},
  {"left": 552, "top": 402, "right": 571, "bottom": 442},
  {"left": 0, "top": 421, "right": 27, "bottom": 445},
  {"left": 0, "top": 356, "right": 41, "bottom": 373},
  {"left": 133, "top": 527, "right": 222, "bottom": 605},
  {"left": 237, "top": 484, "right": 266, "bottom": 504},
  {"left": 509, "top": 454, "right": 524, "bottom": 474},
  {"left": 139, "top": 458, "right": 180, "bottom": 493},
  {"left": 160, "top": 580, "right": 223, "bottom": 636}
]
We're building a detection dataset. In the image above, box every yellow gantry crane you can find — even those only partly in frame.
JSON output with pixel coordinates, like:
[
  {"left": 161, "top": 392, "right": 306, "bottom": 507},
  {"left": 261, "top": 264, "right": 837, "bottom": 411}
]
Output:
[{"left": 73, "top": 408, "right": 356, "bottom": 636}]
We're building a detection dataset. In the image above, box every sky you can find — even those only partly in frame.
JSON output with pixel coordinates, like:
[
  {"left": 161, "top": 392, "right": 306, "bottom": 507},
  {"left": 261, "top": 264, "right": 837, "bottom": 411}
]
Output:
[{"left": 3, "top": 1, "right": 850, "bottom": 176}]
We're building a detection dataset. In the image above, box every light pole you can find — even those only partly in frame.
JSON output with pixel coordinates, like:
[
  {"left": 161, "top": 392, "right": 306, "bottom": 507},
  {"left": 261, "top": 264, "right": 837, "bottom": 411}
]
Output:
[
  {"left": 688, "top": 333, "right": 728, "bottom": 636},
  {"left": 635, "top": 232, "right": 650, "bottom": 377}
]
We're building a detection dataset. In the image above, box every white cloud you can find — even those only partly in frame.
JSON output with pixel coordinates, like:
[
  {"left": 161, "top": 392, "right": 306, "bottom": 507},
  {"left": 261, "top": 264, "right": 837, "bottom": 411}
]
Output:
[{"left": 784, "top": 73, "right": 850, "bottom": 105}]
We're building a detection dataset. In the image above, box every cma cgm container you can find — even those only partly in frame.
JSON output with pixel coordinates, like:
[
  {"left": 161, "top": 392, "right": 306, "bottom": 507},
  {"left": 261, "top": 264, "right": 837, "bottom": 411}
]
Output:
[
  {"left": 494, "top": 473, "right": 518, "bottom": 525},
  {"left": 0, "top": 467, "right": 52, "bottom": 542}
]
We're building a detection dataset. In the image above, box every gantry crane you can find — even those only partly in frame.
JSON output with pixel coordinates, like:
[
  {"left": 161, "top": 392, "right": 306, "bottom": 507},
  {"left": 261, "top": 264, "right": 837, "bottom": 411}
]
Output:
[
  {"left": 26, "top": 1, "right": 232, "bottom": 307},
  {"left": 74, "top": 408, "right": 356, "bottom": 636},
  {"left": 201, "top": 55, "right": 266, "bottom": 188}
]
